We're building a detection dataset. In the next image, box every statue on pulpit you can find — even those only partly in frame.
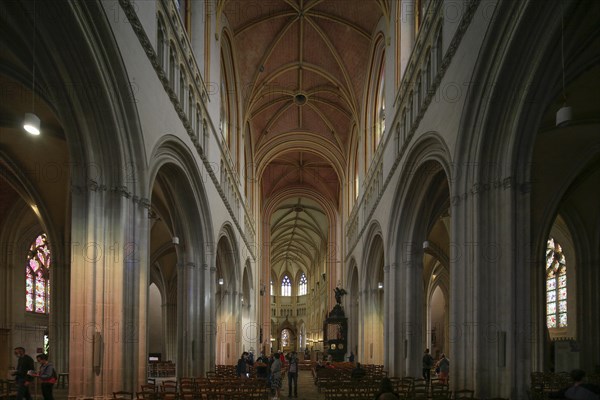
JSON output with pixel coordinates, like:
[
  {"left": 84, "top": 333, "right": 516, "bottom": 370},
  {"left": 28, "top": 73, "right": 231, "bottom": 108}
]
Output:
[{"left": 334, "top": 287, "right": 347, "bottom": 305}]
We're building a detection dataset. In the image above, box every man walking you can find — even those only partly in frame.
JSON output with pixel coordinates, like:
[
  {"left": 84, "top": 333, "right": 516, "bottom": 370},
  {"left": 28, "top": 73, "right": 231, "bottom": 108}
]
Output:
[
  {"left": 422, "top": 348, "right": 434, "bottom": 383},
  {"left": 286, "top": 351, "right": 299, "bottom": 398},
  {"left": 13, "top": 347, "right": 34, "bottom": 400}
]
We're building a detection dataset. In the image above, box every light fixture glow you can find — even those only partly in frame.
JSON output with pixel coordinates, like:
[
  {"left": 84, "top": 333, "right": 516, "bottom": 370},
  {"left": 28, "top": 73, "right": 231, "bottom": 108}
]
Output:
[
  {"left": 378, "top": 282, "right": 384, "bottom": 289},
  {"left": 556, "top": 106, "right": 572, "bottom": 127},
  {"left": 23, "top": 113, "right": 40, "bottom": 135},
  {"left": 218, "top": 278, "right": 224, "bottom": 285}
]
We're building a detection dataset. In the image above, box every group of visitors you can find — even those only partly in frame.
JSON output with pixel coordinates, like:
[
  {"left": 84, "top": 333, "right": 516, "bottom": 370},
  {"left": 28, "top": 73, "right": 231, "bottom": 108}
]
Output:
[
  {"left": 422, "top": 348, "right": 449, "bottom": 384},
  {"left": 16, "top": 344, "right": 599, "bottom": 400},
  {"left": 12, "top": 347, "right": 57, "bottom": 400},
  {"left": 237, "top": 349, "right": 300, "bottom": 399}
]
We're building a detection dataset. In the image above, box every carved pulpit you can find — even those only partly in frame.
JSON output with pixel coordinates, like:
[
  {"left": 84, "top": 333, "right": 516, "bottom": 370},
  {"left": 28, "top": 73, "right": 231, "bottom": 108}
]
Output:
[{"left": 323, "top": 287, "right": 348, "bottom": 361}]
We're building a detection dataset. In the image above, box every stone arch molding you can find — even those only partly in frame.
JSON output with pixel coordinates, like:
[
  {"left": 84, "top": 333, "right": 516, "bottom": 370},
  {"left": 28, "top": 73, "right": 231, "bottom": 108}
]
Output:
[
  {"left": 0, "top": 152, "right": 61, "bottom": 264},
  {"left": 216, "top": 222, "right": 242, "bottom": 288},
  {"left": 148, "top": 134, "right": 214, "bottom": 258},
  {"left": 361, "top": 220, "right": 385, "bottom": 289},
  {"left": 387, "top": 131, "right": 452, "bottom": 248},
  {"left": 383, "top": 131, "right": 452, "bottom": 378},
  {"left": 256, "top": 131, "right": 347, "bottom": 183}
]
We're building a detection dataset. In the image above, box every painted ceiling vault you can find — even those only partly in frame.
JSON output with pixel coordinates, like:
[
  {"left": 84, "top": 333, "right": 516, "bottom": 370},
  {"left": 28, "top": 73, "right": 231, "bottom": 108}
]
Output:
[{"left": 222, "top": 0, "right": 385, "bottom": 280}]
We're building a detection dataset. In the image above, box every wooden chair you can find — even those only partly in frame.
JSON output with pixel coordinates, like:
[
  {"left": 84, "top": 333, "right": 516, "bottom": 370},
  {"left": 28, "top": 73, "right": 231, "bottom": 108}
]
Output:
[
  {"left": 136, "top": 391, "right": 159, "bottom": 400},
  {"left": 113, "top": 391, "right": 134, "bottom": 400},
  {"left": 413, "top": 388, "right": 429, "bottom": 399},
  {"left": 140, "top": 384, "right": 157, "bottom": 392},
  {"left": 0, "top": 380, "right": 18, "bottom": 400},
  {"left": 157, "top": 392, "right": 178, "bottom": 400},
  {"left": 413, "top": 378, "right": 427, "bottom": 388},
  {"left": 160, "top": 381, "right": 177, "bottom": 393},
  {"left": 454, "top": 389, "right": 475, "bottom": 399},
  {"left": 179, "top": 383, "right": 196, "bottom": 394},
  {"left": 179, "top": 377, "right": 194, "bottom": 385}
]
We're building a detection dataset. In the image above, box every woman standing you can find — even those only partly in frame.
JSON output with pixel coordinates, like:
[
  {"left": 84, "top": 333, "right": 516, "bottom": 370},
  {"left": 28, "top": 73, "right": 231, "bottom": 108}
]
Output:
[
  {"left": 270, "top": 352, "right": 282, "bottom": 400},
  {"left": 437, "top": 353, "right": 450, "bottom": 385},
  {"left": 30, "top": 354, "right": 56, "bottom": 400}
]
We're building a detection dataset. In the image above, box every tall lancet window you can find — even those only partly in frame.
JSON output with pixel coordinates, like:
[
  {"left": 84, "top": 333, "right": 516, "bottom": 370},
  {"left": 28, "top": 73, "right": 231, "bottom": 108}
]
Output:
[
  {"left": 281, "top": 275, "right": 291, "bottom": 297},
  {"left": 375, "top": 63, "right": 385, "bottom": 147},
  {"left": 299, "top": 273, "right": 307, "bottom": 295},
  {"left": 546, "top": 237, "right": 567, "bottom": 328},
  {"left": 26, "top": 233, "right": 51, "bottom": 314}
]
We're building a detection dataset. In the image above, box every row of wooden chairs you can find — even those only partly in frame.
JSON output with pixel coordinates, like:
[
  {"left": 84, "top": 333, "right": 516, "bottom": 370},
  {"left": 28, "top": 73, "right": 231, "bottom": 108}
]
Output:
[
  {"left": 530, "top": 371, "right": 600, "bottom": 393},
  {"left": 115, "top": 384, "right": 270, "bottom": 400},
  {"left": 148, "top": 362, "right": 176, "bottom": 377},
  {"left": 318, "top": 375, "right": 477, "bottom": 400},
  {"left": 0, "top": 380, "right": 17, "bottom": 400},
  {"left": 313, "top": 363, "right": 387, "bottom": 386},
  {"left": 136, "top": 378, "right": 267, "bottom": 394}
]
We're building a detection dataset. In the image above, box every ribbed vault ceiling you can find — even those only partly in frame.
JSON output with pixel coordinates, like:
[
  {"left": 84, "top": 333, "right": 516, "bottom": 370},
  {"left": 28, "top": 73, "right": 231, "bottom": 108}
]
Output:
[
  {"left": 269, "top": 197, "right": 328, "bottom": 278},
  {"left": 222, "top": 0, "right": 384, "bottom": 279}
]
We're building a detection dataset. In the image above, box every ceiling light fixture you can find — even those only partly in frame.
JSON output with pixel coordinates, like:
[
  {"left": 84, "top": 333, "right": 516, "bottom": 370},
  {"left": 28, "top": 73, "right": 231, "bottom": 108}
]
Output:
[
  {"left": 24, "top": 113, "right": 40, "bottom": 135},
  {"left": 23, "top": 0, "right": 41, "bottom": 136}
]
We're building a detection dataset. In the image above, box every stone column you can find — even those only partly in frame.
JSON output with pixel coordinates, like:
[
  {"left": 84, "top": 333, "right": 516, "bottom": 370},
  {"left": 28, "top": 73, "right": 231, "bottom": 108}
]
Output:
[
  {"left": 177, "top": 258, "right": 205, "bottom": 377},
  {"left": 162, "top": 302, "right": 177, "bottom": 363},
  {"left": 404, "top": 241, "right": 424, "bottom": 378},
  {"left": 68, "top": 184, "right": 148, "bottom": 397},
  {"left": 261, "top": 228, "right": 272, "bottom": 355},
  {"left": 578, "top": 248, "right": 600, "bottom": 372},
  {"left": 50, "top": 244, "right": 70, "bottom": 375},
  {"left": 383, "top": 265, "right": 398, "bottom": 376},
  {"left": 449, "top": 193, "right": 475, "bottom": 392}
]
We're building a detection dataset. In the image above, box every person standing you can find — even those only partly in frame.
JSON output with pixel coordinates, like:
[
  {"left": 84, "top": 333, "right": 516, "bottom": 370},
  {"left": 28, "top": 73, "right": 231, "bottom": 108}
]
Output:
[
  {"left": 29, "top": 354, "right": 56, "bottom": 400},
  {"left": 422, "top": 348, "right": 434, "bottom": 382},
  {"left": 436, "top": 353, "right": 450, "bottom": 384},
  {"left": 351, "top": 362, "right": 366, "bottom": 381},
  {"left": 255, "top": 352, "right": 269, "bottom": 380},
  {"left": 270, "top": 352, "right": 282, "bottom": 400},
  {"left": 13, "top": 347, "right": 34, "bottom": 400},
  {"left": 286, "top": 351, "right": 298, "bottom": 398},
  {"left": 236, "top": 352, "right": 250, "bottom": 378}
]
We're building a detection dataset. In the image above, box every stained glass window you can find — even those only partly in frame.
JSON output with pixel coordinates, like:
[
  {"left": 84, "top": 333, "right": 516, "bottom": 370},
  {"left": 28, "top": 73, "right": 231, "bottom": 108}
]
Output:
[
  {"left": 281, "top": 329, "right": 290, "bottom": 348},
  {"left": 26, "top": 233, "right": 50, "bottom": 314},
  {"left": 281, "top": 275, "right": 291, "bottom": 297},
  {"left": 546, "top": 237, "right": 567, "bottom": 328},
  {"left": 299, "top": 273, "right": 307, "bottom": 296}
]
